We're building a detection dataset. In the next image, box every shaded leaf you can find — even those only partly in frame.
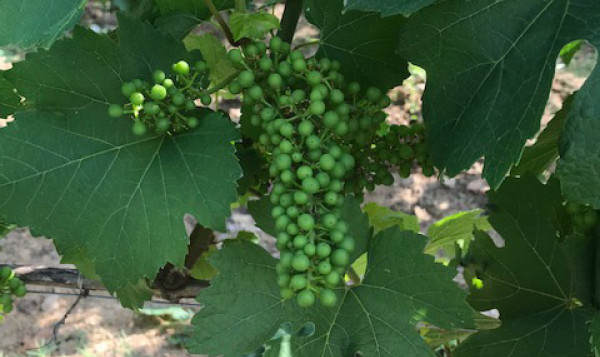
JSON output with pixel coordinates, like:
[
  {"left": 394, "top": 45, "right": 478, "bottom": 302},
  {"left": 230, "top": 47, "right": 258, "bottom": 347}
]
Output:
[
  {"left": 0, "top": 73, "right": 20, "bottom": 117},
  {"left": 305, "top": 0, "right": 409, "bottom": 89},
  {"left": 184, "top": 34, "right": 239, "bottom": 85},
  {"left": 398, "top": 0, "right": 600, "bottom": 188},
  {"left": 456, "top": 176, "right": 595, "bottom": 357},
  {"left": 0, "top": 0, "right": 86, "bottom": 49},
  {"left": 425, "top": 209, "right": 490, "bottom": 258}
]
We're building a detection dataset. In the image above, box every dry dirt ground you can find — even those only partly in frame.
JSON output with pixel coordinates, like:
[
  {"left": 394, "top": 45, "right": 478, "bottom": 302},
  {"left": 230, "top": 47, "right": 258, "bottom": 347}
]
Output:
[{"left": 0, "top": 5, "right": 595, "bottom": 356}]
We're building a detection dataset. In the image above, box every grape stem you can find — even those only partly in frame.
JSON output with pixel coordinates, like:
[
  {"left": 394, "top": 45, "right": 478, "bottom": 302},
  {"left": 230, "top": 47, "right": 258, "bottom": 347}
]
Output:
[
  {"left": 277, "top": 0, "right": 304, "bottom": 44},
  {"left": 346, "top": 267, "right": 361, "bottom": 285},
  {"left": 203, "top": 0, "right": 236, "bottom": 45}
]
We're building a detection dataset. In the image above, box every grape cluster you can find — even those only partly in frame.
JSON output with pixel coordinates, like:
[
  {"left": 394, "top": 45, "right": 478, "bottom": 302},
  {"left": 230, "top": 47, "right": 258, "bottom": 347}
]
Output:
[
  {"left": 565, "top": 202, "right": 599, "bottom": 233},
  {"left": 107, "top": 60, "right": 210, "bottom": 135},
  {"left": 0, "top": 266, "right": 26, "bottom": 316},
  {"left": 229, "top": 38, "right": 408, "bottom": 307}
]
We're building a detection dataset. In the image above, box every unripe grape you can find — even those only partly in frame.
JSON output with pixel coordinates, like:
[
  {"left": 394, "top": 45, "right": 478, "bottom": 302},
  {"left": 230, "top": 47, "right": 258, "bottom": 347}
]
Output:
[
  {"left": 280, "top": 252, "right": 294, "bottom": 268},
  {"left": 290, "top": 274, "right": 308, "bottom": 290},
  {"left": 172, "top": 93, "right": 186, "bottom": 106},
  {"left": 324, "top": 192, "right": 338, "bottom": 206},
  {"left": 172, "top": 60, "right": 190, "bottom": 75},
  {"left": 306, "top": 71, "right": 322, "bottom": 86},
  {"left": 331, "top": 249, "right": 350, "bottom": 267},
  {"left": 298, "top": 214, "right": 315, "bottom": 231},
  {"left": 366, "top": 87, "right": 382, "bottom": 102},
  {"left": 279, "top": 193, "right": 294, "bottom": 208},
  {"left": 272, "top": 206, "right": 285, "bottom": 218},
  {"left": 0, "top": 266, "right": 11, "bottom": 281},
  {"left": 304, "top": 243, "right": 316, "bottom": 256},
  {"left": 121, "top": 82, "right": 136, "bottom": 97},
  {"left": 316, "top": 243, "right": 332, "bottom": 258},
  {"left": 339, "top": 237, "right": 355, "bottom": 252},
  {"left": 309, "top": 101, "right": 326, "bottom": 115},
  {"left": 200, "top": 94, "right": 212, "bottom": 106},
  {"left": 320, "top": 289, "right": 337, "bottom": 307},
  {"left": 278, "top": 274, "right": 291, "bottom": 287},
  {"left": 319, "top": 154, "right": 336, "bottom": 171},
  {"left": 298, "top": 121, "right": 314, "bottom": 136},
  {"left": 292, "top": 255, "right": 310, "bottom": 272},
  {"left": 195, "top": 61, "right": 207, "bottom": 72},
  {"left": 270, "top": 36, "right": 283, "bottom": 52},
  {"left": 318, "top": 261, "right": 332, "bottom": 275},
  {"left": 268, "top": 73, "right": 283, "bottom": 89},
  {"left": 153, "top": 70, "right": 166, "bottom": 84},
  {"left": 280, "top": 170, "right": 294, "bottom": 184},
  {"left": 259, "top": 57, "right": 274, "bottom": 71},
  {"left": 107, "top": 104, "right": 123, "bottom": 118},
  {"left": 330, "top": 89, "right": 345, "bottom": 104},
  {"left": 294, "top": 191, "right": 310, "bottom": 205},
  {"left": 287, "top": 223, "right": 299, "bottom": 235},
  {"left": 305, "top": 135, "right": 321, "bottom": 150},
  {"left": 292, "top": 58, "right": 307, "bottom": 73},
  {"left": 302, "top": 177, "right": 320, "bottom": 194},
  {"left": 316, "top": 172, "right": 331, "bottom": 187},
  {"left": 163, "top": 78, "right": 174, "bottom": 88},
  {"left": 297, "top": 165, "right": 313, "bottom": 180},
  {"left": 278, "top": 62, "right": 293, "bottom": 77},
  {"left": 228, "top": 49, "right": 243, "bottom": 63},
  {"left": 143, "top": 102, "right": 160, "bottom": 115},
  {"left": 280, "top": 123, "right": 294, "bottom": 138},
  {"left": 323, "top": 111, "right": 340, "bottom": 129},
  {"left": 281, "top": 288, "right": 294, "bottom": 300},
  {"left": 132, "top": 121, "right": 147, "bottom": 136},
  {"left": 239, "top": 71, "right": 255, "bottom": 88},
  {"left": 325, "top": 271, "right": 341, "bottom": 286},
  {"left": 297, "top": 289, "right": 315, "bottom": 307},
  {"left": 130, "top": 92, "right": 145, "bottom": 105}
]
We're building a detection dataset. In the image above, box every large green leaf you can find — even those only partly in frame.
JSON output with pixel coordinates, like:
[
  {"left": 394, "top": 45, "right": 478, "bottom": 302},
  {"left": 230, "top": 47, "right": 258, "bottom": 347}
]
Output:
[
  {"left": 363, "top": 202, "right": 420, "bottom": 234},
  {"left": 0, "top": 0, "right": 86, "bottom": 49},
  {"left": 305, "top": 0, "right": 409, "bottom": 89},
  {"left": 0, "top": 17, "right": 241, "bottom": 305},
  {"left": 340, "top": 196, "right": 372, "bottom": 263},
  {"left": 188, "top": 229, "right": 475, "bottom": 356},
  {"left": 230, "top": 12, "right": 280, "bottom": 41},
  {"left": 512, "top": 95, "right": 573, "bottom": 177},
  {"left": 188, "top": 240, "right": 289, "bottom": 356},
  {"left": 344, "top": 0, "right": 436, "bottom": 17},
  {"left": 397, "top": 0, "right": 600, "bottom": 188},
  {"left": 557, "top": 67, "right": 600, "bottom": 209},
  {"left": 455, "top": 176, "right": 595, "bottom": 357},
  {"left": 0, "top": 74, "right": 20, "bottom": 117}
]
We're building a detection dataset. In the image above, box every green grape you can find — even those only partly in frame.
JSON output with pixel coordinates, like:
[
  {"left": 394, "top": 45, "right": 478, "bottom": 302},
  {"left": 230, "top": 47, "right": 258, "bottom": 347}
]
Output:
[
  {"left": 330, "top": 89, "right": 344, "bottom": 104},
  {"left": 163, "top": 78, "right": 174, "bottom": 88},
  {"left": 2, "top": 300, "right": 12, "bottom": 313},
  {"left": 0, "top": 294, "right": 10, "bottom": 306},
  {"left": 305, "top": 135, "right": 321, "bottom": 150},
  {"left": 200, "top": 94, "right": 212, "bottom": 105},
  {"left": 330, "top": 230, "right": 344, "bottom": 243},
  {"left": 259, "top": 57, "right": 274, "bottom": 71},
  {"left": 316, "top": 172, "right": 331, "bottom": 187},
  {"left": 287, "top": 223, "right": 299, "bottom": 235},
  {"left": 298, "top": 121, "right": 314, "bottom": 136},
  {"left": 292, "top": 255, "right": 310, "bottom": 272},
  {"left": 239, "top": 71, "right": 255, "bottom": 88},
  {"left": 172, "top": 93, "right": 185, "bottom": 106},
  {"left": 130, "top": 92, "right": 145, "bottom": 105},
  {"left": 228, "top": 49, "right": 243, "bottom": 63},
  {"left": 281, "top": 288, "right": 294, "bottom": 300},
  {"left": 280, "top": 170, "right": 294, "bottom": 184},
  {"left": 153, "top": 70, "right": 166, "bottom": 84},
  {"left": 121, "top": 82, "right": 136, "bottom": 97},
  {"left": 292, "top": 58, "right": 307, "bottom": 73},
  {"left": 143, "top": 102, "right": 160, "bottom": 115},
  {"left": 270, "top": 36, "right": 283, "bottom": 52},
  {"left": 583, "top": 210, "right": 599, "bottom": 228},
  {"left": 278, "top": 62, "right": 293, "bottom": 77},
  {"left": 229, "top": 81, "right": 242, "bottom": 94},
  {"left": 320, "top": 289, "right": 337, "bottom": 307},
  {"left": 156, "top": 117, "right": 171, "bottom": 132},
  {"left": 172, "top": 60, "right": 190, "bottom": 75},
  {"left": 132, "top": 121, "right": 147, "bottom": 136},
  {"left": 339, "top": 237, "right": 355, "bottom": 252},
  {"left": 322, "top": 214, "right": 337, "bottom": 229},
  {"left": 290, "top": 274, "right": 308, "bottom": 290},
  {"left": 13, "top": 285, "right": 26, "bottom": 298},
  {"left": 248, "top": 86, "right": 264, "bottom": 101},
  {"left": 304, "top": 243, "right": 316, "bottom": 256},
  {"left": 318, "top": 261, "right": 332, "bottom": 275},
  {"left": 187, "top": 117, "right": 199, "bottom": 128},
  {"left": 268, "top": 73, "right": 283, "bottom": 89},
  {"left": 331, "top": 249, "right": 350, "bottom": 267},
  {"left": 347, "top": 82, "right": 360, "bottom": 95},
  {"left": 107, "top": 104, "right": 123, "bottom": 118},
  {"left": 316, "top": 243, "right": 332, "bottom": 258},
  {"left": 325, "top": 271, "right": 341, "bottom": 286},
  {"left": 133, "top": 79, "right": 145, "bottom": 90},
  {"left": 279, "top": 140, "right": 294, "bottom": 154},
  {"left": 323, "top": 111, "right": 339, "bottom": 129},
  {"left": 294, "top": 191, "right": 310, "bottom": 205},
  {"left": 324, "top": 192, "right": 338, "bottom": 206},
  {"left": 297, "top": 289, "right": 315, "bottom": 307},
  {"left": 309, "top": 101, "right": 326, "bottom": 115},
  {"left": 0, "top": 266, "right": 11, "bottom": 281},
  {"left": 298, "top": 214, "right": 315, "bottom": 231},
  {"left": 243, "top": 44, "right": 258, "bottom": 57},
  {"left": 302, "top": 177, "right": 320, "bottom": 194},
  {"left": 278, "top": 274, "right": 291, "bottom": 287},
  {"left": 306, "top": 71, "right": 322, "bottom": 86},
  {"left": 272, "top": 206, "right": 285, "bottom": 218},
  {"left": 297, "top": 166, "right": 313, "bottom": 180},
  {"left": 319, "top": 154, "right": 335, "bottom": 171}
]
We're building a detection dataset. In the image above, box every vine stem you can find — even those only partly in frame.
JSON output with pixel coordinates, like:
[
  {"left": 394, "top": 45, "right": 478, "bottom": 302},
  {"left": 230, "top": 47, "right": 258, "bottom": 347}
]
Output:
[
  {"left": 347, "top": 267, "right": 361, "bottom": 285},
  {"left": 277, "top": 0, "right": 304, "bottom": 44},
  {"left": 203, "top": 0, "right": 236, "bottom": 45},
  {"left": 293, "top": 39, "right": 320, "bottom": 50}
]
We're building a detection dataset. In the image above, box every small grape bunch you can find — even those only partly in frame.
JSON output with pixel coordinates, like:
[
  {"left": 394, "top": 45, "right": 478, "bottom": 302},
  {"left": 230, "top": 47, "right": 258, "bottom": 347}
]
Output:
[
  {"left": 565, "top": 202, "right": 599, "bottom": 233},
  {"left": 107, "top": 60, "right": 211, "bottom": 136},
  {"left": 0, "top": 266, "right": 26, "bottom": 316}
]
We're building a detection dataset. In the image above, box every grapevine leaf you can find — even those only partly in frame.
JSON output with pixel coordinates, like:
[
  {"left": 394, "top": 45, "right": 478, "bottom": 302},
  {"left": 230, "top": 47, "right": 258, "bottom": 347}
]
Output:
[
  {"left": 557, "top": 66, "right": 600, "bottom": 209},
  {"left": 512, "top": 95, "right": 573, "bottom": 177},
  {"left": 340, "top": 195, "right": 372, "bottom": 263},
  {"left": 248, "top": 197, "right": 277, "bottom": 236},
  {"left": 0, "top": 16, "right": 240, "bottom": 305},
  {"left": 305, "top": 0, "right": 409, "bottom": 89},
  {"left": 397, "top": 0, "right": 600, "bottom": 188},
  {"left": 344, "top": 0, "right": 436, "bottom": 17},
  {"left": 364, "top": 202, "right": 420, "bottom": 234},
  {"left": 184, "top": 34, "right": 238, "bottom": 85},
  {"left": 0, "top": 73, "right": 20, "bottom": 117},
  {"left": 116, "top": 280, "right": 154, "bottom": 310},
  {"left": 188, "top": 229, "right": 475, "bottom": 357},
  {"left": 291, "top": 228, "right": 475, "bottom": 356},
  {"left": 189, "top": 246, "right": 218, "bottom": 280},
  {"left": 187, "top": 240, "right": 288, "bottom": 356},
  {"left": 0, "top": 217, "right": 14, "bottom": 238},
  {"left": 455, "top": 176, "right": 595, "bottom": 357},
  {"left": 155, "top": 13, "right": 201, "bottom": 40},
  {"left": 235, "top": 145, "right": 268, "bottom": 195},
  {"left": 425, "top": 209, "right": 490, "bottom": 257},
  {"left": 229, "top": 12, "right": 280, "bottom": 41},
  {"left": 0, "top": 0, "right": 86, "bottom": 49},
  {"left": 0, "top": 109, "right": 240, "bottom": 300}
]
